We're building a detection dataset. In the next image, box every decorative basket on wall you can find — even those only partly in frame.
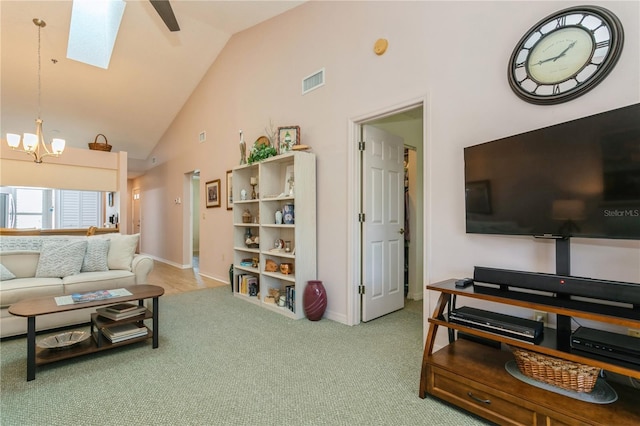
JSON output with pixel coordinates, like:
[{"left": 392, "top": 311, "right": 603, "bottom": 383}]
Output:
[
  {"left": 88, "top": 134, "right": 112, "bottom": 152},
  {"left": 511, "top": 347, "right": 600, "bottom": 393}
]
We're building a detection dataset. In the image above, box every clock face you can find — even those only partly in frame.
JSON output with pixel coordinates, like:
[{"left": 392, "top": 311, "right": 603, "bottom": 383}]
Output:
[
  {"left": 527, "top": 27, "right": 593, "bottom": 83},
  {"left": 508, "top": 6, "right": 624, "bottom": 105}
]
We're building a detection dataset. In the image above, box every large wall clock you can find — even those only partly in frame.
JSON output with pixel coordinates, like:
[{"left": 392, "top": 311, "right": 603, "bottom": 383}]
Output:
[{"left": 508, "top": 6, "right": 624, "bottom": 105}]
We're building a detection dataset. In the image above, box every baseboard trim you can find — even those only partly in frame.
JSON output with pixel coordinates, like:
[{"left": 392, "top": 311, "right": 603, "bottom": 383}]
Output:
[
  {"left": 198, "top": 271, "right": 228, "bottom": 285},
  {"left": 142, "top": 253, "right": 186, "bottom": 269},
  {"left": 407, "top": 291, "right": 423, "bottom": 301}
]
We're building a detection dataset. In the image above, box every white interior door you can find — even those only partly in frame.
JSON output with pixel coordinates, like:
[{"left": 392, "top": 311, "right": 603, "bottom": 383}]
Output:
[{"left": 361, "top": 125, "right": 405, "bottom": 322}]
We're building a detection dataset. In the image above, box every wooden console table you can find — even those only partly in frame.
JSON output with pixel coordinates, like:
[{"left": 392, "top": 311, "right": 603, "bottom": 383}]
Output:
[
  {"left": 9, "top": 285, "right": 163, "bottom": 381},
  {"left": 0, "top": 227, "right": 118, "bottom": 236},
  {"left": 420, "top": 279, "right": 640, "bottom": 425}
]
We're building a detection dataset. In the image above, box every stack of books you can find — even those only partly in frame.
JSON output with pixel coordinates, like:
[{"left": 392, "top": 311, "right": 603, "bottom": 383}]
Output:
[
  {"left": 236, "top": 274, "right": 259, "bottom": 296},
  {"left": 96, "top": 303, "right": 146, "bottom": 321},
  {"left": 102, "top": 323, "right": 148, "bottom": 343}
]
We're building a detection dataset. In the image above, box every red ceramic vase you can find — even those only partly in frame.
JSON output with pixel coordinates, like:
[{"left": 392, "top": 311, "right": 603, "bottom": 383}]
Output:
[{"left": 303, "top": 280, "right": 327, "bottom": 321}]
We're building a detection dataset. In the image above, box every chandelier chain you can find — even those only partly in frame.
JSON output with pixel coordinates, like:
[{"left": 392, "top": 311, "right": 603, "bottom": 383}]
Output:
[{"left": 37, "top": 20, "right": 42, "bottom": 119}]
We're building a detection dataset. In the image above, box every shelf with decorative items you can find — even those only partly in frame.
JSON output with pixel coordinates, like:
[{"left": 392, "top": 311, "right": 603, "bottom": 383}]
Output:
[{"left": 232, "top": 151, "right": 316, "bottom": 319}]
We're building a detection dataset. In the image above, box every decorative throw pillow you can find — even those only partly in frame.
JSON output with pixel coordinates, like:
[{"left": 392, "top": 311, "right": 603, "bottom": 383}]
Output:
[
  {"left": 81, "top": 238, "right": 110, "bottom": 272},
  {"left": 0, "top": 264, "right": 16, "bottom": 281},
  {"left": 105, "top": 234, "right": 139, "bottom": 271},
  {"left": 0, "top": 237, "right": 43, "bottom": 252},
  {"left": 35, "top": 240, "right": 88, "bottom": 278}
]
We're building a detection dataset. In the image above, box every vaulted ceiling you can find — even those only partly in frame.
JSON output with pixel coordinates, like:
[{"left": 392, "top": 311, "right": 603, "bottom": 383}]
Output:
[{"left": 1, "top": 1, "right": 304, "bottom": 174}]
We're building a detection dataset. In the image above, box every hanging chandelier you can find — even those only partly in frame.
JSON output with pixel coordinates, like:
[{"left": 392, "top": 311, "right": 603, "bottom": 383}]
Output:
[{"left": 6, "top": 18, "right": 65, "bottom": 164}]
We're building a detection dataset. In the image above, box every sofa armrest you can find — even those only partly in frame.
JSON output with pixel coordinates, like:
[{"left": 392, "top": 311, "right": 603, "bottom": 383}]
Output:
[{"left": 131, "top": 255, "right": 154, "bottom": 284}]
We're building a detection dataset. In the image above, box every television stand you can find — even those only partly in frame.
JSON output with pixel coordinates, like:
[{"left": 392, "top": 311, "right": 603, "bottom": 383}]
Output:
[{"left": 420, "top": 279, "right": 640, "bottom": 425}]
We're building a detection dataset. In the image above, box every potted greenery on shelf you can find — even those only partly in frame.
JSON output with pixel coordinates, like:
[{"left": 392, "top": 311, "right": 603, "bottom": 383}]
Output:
[{"left": 247, "top": 139, "right": 277, "bottom": 164}]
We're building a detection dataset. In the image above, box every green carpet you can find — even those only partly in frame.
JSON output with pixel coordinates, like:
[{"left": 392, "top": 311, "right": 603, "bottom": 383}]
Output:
[{"left": 1, "top": 287, "right": 489, "bottom": 425}]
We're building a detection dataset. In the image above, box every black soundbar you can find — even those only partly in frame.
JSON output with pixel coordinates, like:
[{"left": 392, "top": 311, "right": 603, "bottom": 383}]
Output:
[{"left": 473, "top": 266, "right": 640, "bottom": 305}]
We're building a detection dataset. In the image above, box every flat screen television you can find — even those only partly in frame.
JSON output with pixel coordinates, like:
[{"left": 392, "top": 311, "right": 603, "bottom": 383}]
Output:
[{"left": 464, "top": 103, "right": 640, "bottom": 240}]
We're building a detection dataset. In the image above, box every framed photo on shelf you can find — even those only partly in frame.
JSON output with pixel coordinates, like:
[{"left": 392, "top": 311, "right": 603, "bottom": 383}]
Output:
[
  {"left": 277, "top": 126, "right": 300, "bottom": 154},
  {"left": 283, "top": 165, "right": 294, "bottom": 196},
  {"left": 226, "top": 170, "right": 233, "bottom": 210},
  {"left": 205, "top": 179, "right": 221, "bottom": 208}
]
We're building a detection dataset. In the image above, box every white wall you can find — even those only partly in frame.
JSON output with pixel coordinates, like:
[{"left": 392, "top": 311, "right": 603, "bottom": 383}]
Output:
[{"left": 140, "top": 1, "right": 640, "bottom": 332}]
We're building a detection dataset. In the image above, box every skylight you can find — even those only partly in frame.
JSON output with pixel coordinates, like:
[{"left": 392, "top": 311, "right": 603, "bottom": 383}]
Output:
[{"left": 66, "top": 0, "right": 126, "bottom": 69}]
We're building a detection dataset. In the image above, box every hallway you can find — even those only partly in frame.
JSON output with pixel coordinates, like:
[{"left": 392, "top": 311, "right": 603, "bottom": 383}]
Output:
[{"left": 148, "top": 256, "right": 227, "bottom": 296}]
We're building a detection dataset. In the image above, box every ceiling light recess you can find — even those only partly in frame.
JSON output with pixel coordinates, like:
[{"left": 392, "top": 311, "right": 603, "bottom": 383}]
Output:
[{"left": 67, "top": 0, "right": 126, "bottom": 69}]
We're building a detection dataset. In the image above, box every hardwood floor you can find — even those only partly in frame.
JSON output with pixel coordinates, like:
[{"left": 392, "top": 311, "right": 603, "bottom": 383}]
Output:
[
  {"left": 148, "top": 257, "right": 423, "bottom": 317},
  {"left": 147, "top": 256, "right": 228, "bottom": 296}
]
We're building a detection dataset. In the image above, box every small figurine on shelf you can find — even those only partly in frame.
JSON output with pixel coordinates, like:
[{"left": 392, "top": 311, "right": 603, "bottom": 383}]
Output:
[
  {"left": 239, "top": 130, "right": 246, "bottom": 165},
  {"left": 265, "top": 259, "right": 278, "bottom": 272},
  {"left": 244, "top": 228, "right": 259, "bottom": 247},
  {"left": 250, "top": 176, "right": 258, "bottom": 199},
  {"left": 283, "top": 204, "right": 294, "bottom": 224},
  {"left": 242, "top": 210, "right": 252, "bottom": 223}
]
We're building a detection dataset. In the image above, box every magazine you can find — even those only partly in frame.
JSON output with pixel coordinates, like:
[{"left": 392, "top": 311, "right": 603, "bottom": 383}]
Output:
[{"left": 71, "top": 288, "right": 133, "bottom": 303}]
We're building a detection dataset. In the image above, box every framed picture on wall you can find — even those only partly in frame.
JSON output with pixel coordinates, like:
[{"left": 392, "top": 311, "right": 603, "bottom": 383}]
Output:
[
  {"left": 206, "top": 179, "right": 221, "bottom": 208},
  {"left": 226, "top": 170, "right": 233, "bottom": 210},
  {"left": 277, "top": 126, "right": 300, "bottom": 154}
]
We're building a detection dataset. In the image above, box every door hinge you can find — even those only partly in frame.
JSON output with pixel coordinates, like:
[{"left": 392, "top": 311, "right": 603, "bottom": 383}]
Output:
[
  {"left": 358, "top": 285, "right": 366, "bottom": 295},
  {"left": 358, "top": 141, "right": 365, "bottom": 151},
  {"left": 358, "top": 213, "right": 365, "bottom": 223}
]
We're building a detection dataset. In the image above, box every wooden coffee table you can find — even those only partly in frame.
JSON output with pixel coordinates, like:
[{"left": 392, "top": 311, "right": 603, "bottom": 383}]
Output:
[{"left": 8, "top": 284, "right": 164, "bottom": 381}]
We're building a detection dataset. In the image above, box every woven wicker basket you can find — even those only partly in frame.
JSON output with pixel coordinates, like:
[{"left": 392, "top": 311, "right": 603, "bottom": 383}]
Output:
[
  {"left": 88, "top": 134, "right": 112, "bottom": 152},
  {"left": 512, "top": 347, "right": 600, "bottom": 393}
]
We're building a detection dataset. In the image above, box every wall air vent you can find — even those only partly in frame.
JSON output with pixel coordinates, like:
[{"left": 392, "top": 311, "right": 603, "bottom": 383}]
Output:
[{"left": 302, "top": 68, "right": 325, "bottom": 95}]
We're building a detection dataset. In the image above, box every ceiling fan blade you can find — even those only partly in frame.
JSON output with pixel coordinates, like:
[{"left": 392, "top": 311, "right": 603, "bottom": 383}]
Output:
[{"left": 150, "top": 0, "right": 180, "bottom": 32}]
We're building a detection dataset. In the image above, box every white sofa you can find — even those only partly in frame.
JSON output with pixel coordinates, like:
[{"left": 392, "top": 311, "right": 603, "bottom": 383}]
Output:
[{"left": 0, "top": 234, "right": 154, "bottom": 338}]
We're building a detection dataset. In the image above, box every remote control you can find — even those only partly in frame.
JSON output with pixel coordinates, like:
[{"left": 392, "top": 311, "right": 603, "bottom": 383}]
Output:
[{"left": 455, "top": 278, "right": 474, "bottom": 288}]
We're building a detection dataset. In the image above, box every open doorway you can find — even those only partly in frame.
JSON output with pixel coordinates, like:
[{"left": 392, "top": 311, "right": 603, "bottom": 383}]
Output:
[
  {"left": 348, "top": 99, "right": 425, "bottom": 325},
  {"left": 132, "top": 187, "right": 141, "bottom": 253},
  {"left": 190, "top": 171, "right": 200, "bottom": 271},
  {"left": 183, "top": 169, "right": 210, "bottom": 287}
]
